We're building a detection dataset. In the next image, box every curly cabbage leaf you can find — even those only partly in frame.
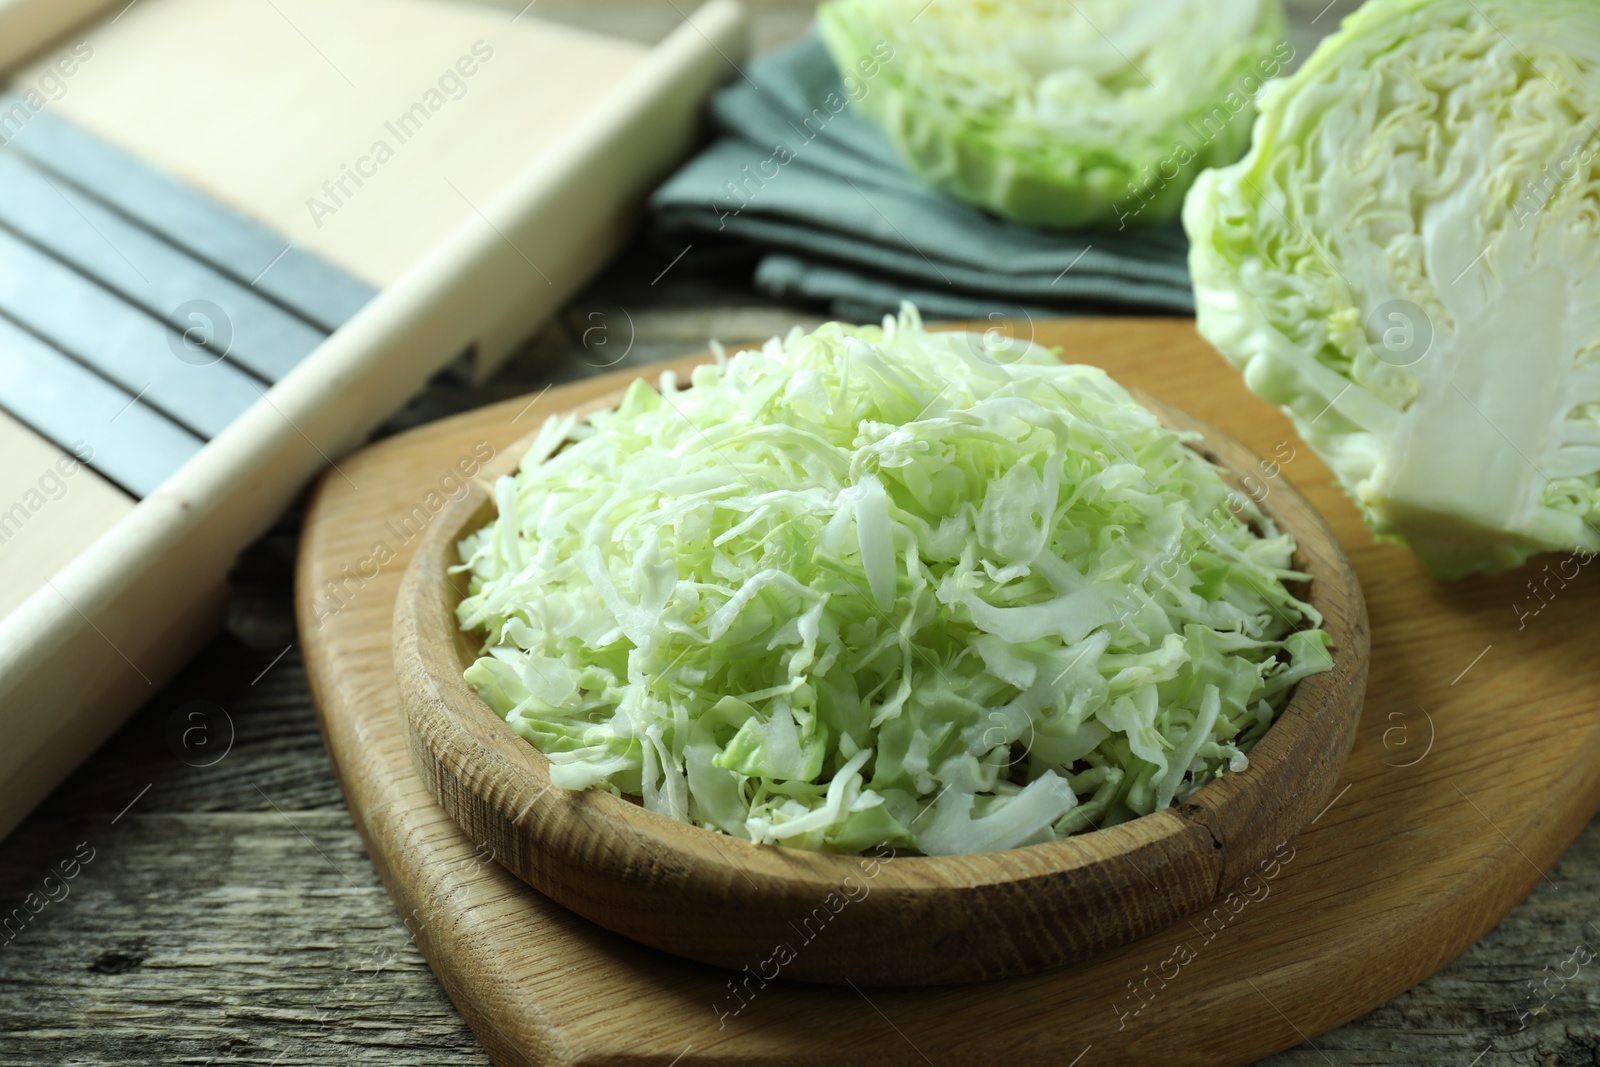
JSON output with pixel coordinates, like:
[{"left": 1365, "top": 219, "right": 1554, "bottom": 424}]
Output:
[
  {"left": 818, "top": 0, "right": 1292, "bottom": 229},
  {"left": 1186, "top": 0, "right": 1600, "bottom": 579},
  {"left": 456, "top": 306, "right": 1329, "bottom": 855}
]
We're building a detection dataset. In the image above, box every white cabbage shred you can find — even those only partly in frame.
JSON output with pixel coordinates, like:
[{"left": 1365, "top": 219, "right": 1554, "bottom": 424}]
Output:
[{"left": 456, "top": 306, "right": 1330, "bottom": 855}]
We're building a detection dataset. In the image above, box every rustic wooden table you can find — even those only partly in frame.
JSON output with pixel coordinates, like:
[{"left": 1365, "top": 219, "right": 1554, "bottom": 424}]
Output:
[{"left": 4, "top": 1, "right": 1597, "bottom": 1064}]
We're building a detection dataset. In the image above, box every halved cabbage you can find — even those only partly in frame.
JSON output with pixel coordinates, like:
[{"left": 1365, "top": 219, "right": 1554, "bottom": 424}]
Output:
[
  {"left": 1186, "top": 0, "right": 1600, "bottom": 579},
  {"left": 818, "top": 0, "right": 1292, "bottom": 229},
  {"left": 456, "top": 307, "right": 1328, "bottom": 855}
]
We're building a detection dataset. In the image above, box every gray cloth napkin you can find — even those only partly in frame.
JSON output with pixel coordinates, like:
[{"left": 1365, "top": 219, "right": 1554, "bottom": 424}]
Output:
[{"left": 648, "top": 33, "right": 1195, "bottom": 321}]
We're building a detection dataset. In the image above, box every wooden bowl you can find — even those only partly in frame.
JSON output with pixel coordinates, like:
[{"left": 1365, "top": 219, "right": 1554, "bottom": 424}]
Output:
[{"left": 393, "top": 384, "right": 1368, "bottom": 987}]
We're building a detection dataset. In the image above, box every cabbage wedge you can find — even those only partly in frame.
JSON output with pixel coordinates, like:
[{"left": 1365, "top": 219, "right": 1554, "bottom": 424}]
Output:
[
  {"left": 1187, "top": 0, "right": 1600, "bottom": 579},
  {"left": 818, "top": 0, "right": 1292, "bottom": 229}
]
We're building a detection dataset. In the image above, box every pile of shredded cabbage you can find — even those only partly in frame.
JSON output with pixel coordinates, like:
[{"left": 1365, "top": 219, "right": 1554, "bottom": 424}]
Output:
[{"left": 456, "top": 307, "right": 1331, "bottom": 856}]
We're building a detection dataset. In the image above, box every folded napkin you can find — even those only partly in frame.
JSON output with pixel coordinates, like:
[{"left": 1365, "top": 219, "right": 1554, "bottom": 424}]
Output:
[{"left": 649, "top": 33, "right": 1195, "bottom": 322}]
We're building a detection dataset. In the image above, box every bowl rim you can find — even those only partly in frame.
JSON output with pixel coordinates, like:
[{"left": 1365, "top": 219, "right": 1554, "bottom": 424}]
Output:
[{"left": 395, "top": 380, "right": 1368, "bottom": 902}]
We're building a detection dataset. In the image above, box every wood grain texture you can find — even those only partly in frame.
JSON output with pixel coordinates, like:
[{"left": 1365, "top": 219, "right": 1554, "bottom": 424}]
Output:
[
  {"left": 27, "top": 0, "right": 650, "bottom": 287},
  {"left": 0, "top": 7, "right": 1571, "bottom": 1058},
  {"left": 293, "top": 316, "right": 1600, "bottom": 1066},
  {"left": 3, "top": 299, "right": 1600, "bottom": 1066},
  {"left": 391, "top": 380, "right": 1367, "bottom": 986}
]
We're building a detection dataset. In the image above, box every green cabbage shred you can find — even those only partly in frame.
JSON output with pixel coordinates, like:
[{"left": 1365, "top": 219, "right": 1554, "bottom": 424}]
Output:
[{"left": 456, "top": 306, "right": 1330, "bottom": 856}]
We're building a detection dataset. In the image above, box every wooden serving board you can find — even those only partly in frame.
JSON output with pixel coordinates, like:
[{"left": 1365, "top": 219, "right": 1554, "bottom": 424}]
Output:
[{"left": 298, "top": 318, "right": 1600, "bottom": 1067}]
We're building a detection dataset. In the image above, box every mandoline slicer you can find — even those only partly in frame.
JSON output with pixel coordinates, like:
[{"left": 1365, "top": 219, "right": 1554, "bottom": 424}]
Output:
[{"left": 0, "top": 0, "right": 747, "bottom": 839}]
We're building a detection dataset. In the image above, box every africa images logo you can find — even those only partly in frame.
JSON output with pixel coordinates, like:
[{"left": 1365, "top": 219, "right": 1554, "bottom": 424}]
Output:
[{"left": 305, "top": 41, "right": 496, "bottom": 229}]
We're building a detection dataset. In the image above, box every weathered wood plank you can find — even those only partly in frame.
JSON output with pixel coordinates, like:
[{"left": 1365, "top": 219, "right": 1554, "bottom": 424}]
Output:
[
  {"left": 1, "top": 2, "right": 1594, "bottom": 1064},
  {"left": 4, "top": 304, "right": 1600, "bottom": 1064},
  {"left": 5, "top": 660, "right": 1600, "bottom": 1067},
  {"left": 0, "top": 812, "right": 488, "bottom": 1066}
]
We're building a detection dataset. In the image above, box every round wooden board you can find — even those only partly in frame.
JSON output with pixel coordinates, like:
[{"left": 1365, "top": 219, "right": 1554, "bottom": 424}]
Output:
[
  {"left": 298, "top": 318, "right": 1600, "bottom": 1067},
  {"left": 391, "top": 381, "right": 1368, "bottom": 987}
]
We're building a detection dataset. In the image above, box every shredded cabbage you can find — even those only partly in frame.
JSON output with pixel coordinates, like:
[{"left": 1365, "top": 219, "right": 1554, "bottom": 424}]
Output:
[
  {"left": 818, "top": 0, "right": 1292, "bottom": 229},
  {"left": 456, "top": 306, "right": 1329, "bottom": 855},
  {"left": 1186, "top": 0, "right": 1600, "bottom": 579}
]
